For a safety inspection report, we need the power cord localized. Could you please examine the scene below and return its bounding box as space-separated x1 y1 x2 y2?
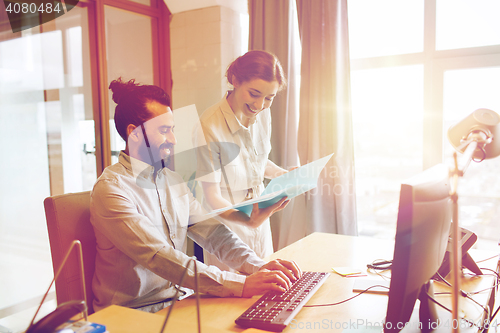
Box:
366 259 392 271
425 290 491 331
432 271 494 329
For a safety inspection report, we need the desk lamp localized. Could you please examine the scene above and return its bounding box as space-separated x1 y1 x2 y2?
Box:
446 108 500 333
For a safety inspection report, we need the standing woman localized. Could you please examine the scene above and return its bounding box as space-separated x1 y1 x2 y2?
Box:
196 50 291 271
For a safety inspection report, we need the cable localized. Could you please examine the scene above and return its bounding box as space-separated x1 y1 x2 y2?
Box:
425 292 478 329
479 267 500 282
480 267 500 328
372 270 391 281
366 259 393 271
433 272 491 317
304 270 495 329
366 259 392 281
475 254 500 264
303 284 390 308
434 272 452 287
159 257 200 333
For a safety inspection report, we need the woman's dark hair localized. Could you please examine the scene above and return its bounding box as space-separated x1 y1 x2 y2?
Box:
109 78 171 141
226 50 287 91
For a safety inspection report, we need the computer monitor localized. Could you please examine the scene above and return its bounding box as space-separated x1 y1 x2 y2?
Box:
384 163 453 333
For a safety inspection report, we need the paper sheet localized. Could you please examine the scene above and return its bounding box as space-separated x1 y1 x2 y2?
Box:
204 153 334 217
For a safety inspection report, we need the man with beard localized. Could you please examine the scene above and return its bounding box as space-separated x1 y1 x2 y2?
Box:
90 78 301 313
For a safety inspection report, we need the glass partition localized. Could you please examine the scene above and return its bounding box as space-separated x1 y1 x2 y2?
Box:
0 5 96 314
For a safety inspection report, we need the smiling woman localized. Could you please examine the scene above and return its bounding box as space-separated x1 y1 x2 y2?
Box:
227 79 279 126
195 50 291 272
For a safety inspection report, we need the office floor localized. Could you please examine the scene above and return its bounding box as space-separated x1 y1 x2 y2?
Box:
0 226 56 333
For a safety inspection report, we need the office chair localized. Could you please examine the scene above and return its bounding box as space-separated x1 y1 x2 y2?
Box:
44 191 96 315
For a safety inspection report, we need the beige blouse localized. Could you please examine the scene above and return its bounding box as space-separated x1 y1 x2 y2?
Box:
195 93 275 268
196 92 272 204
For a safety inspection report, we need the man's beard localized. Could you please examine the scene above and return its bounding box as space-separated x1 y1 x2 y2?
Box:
136 142 172 169
154 143 173 170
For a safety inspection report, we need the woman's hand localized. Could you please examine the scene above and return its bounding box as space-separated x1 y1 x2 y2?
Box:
202 181 290 229
247 197 290 228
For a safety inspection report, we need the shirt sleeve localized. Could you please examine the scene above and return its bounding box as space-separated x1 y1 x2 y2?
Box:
187 219 266 276
185 184 266 275
90 178 260 298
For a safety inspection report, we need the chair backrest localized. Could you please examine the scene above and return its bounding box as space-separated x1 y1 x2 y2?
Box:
44 191 96 314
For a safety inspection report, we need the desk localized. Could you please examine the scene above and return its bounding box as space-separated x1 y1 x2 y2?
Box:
89 233 499 332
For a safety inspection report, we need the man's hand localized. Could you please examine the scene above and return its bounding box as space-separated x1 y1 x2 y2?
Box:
261 259 302 283
242 259 302 297
247 197 290 228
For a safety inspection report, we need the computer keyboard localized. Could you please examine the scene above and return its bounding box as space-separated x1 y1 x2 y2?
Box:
235 271 330 332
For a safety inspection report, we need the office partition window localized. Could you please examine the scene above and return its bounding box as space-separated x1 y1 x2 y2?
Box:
0 0 170 323
348 0 500 249
0 6 95 317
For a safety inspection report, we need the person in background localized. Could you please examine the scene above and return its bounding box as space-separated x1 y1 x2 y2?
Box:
90 78 301 313
196 50 294 272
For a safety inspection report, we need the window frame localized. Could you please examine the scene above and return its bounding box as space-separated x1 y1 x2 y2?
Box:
78 0 171 175
350 0 500 169
348 0 500 243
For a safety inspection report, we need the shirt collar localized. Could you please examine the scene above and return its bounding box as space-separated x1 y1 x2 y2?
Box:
119 151 156 182
220 91 258 134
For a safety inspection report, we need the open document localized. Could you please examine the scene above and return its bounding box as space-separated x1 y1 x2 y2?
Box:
202 153 334 218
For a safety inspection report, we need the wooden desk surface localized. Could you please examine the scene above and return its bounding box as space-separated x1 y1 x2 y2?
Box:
157 233 499 333
155 233 397 332
90 233 499 333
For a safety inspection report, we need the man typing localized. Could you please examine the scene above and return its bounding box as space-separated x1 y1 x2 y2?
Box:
90 78 301 312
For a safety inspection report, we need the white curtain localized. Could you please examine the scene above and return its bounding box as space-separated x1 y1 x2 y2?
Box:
295 0 357 236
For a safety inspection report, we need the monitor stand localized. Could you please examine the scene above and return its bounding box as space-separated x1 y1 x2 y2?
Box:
435 226 482 279
419 280 439 333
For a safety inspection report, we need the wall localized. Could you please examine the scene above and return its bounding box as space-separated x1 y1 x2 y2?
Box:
169 4 247 189
169 5 246 113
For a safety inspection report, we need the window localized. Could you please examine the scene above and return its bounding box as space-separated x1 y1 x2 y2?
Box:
348 0 424 58
348 0 500 250
0 0 170 326
0 6 95 318
436 0 500 50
